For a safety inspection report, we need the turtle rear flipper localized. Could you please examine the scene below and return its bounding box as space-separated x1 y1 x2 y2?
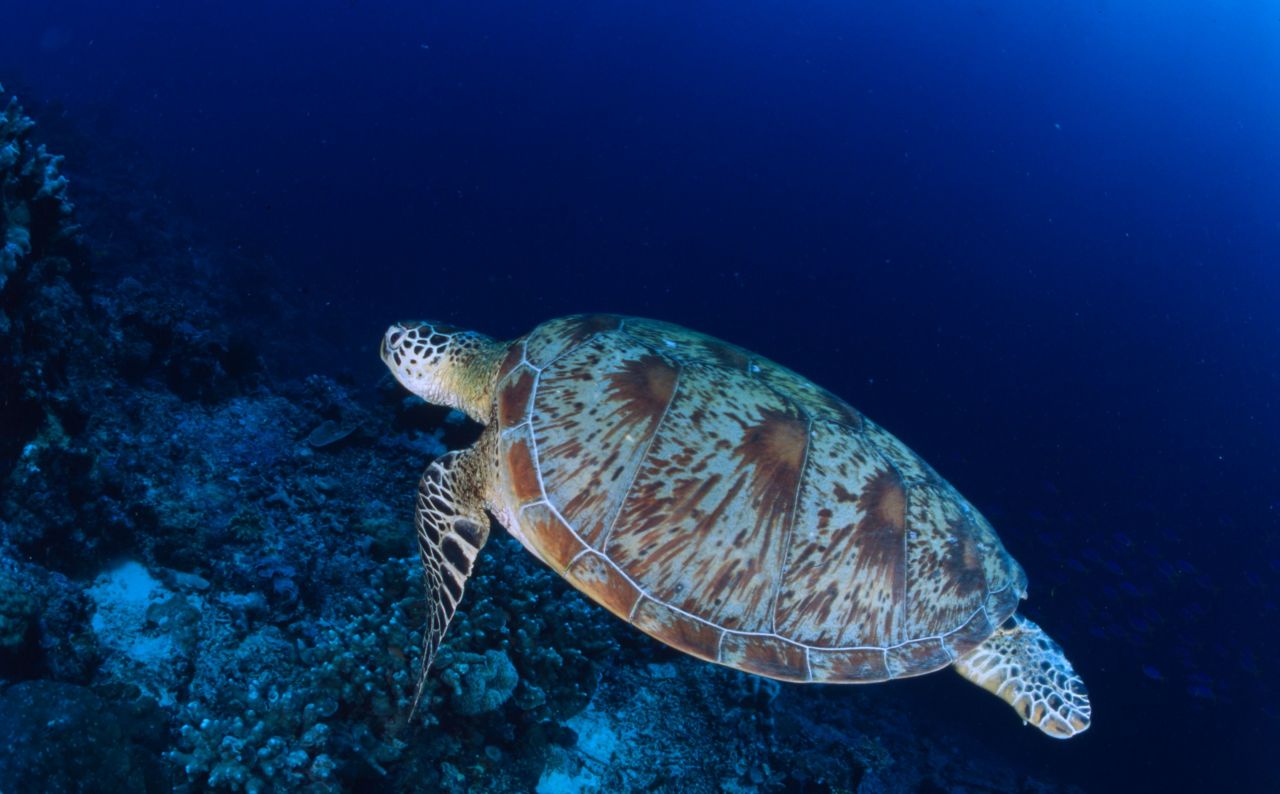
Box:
412 447 492 711
953 615 1091 738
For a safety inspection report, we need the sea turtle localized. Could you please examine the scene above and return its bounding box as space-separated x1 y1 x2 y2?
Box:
380 314 1091 738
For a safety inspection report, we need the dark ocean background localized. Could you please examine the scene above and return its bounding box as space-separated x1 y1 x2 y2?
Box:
2 1 1277 792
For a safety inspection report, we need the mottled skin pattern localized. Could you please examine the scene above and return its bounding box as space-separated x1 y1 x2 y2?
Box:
953 615 1091 737
409 447 492 710
381 314 1091 738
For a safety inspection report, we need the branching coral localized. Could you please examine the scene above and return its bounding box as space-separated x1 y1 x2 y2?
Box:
168 559 422 792
0 84 92 526
0 82 79 302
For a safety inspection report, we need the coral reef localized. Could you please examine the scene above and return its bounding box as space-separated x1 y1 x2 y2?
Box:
0 679 166 792
0 561 39 649
0 83 78 294
0 83 92 489
0 549 98 682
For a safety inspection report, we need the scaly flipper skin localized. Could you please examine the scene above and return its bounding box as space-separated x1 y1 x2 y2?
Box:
952 615 1091 738
411 446 492 710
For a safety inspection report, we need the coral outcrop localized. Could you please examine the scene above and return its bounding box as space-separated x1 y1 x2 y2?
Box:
0 84 90 483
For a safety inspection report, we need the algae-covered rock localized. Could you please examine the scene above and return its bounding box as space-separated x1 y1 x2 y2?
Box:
0 563 39 649
0 680 154 793
0 551 97 682
440 648 520 716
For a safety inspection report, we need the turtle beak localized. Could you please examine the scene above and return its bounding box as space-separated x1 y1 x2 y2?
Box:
381 324 405 365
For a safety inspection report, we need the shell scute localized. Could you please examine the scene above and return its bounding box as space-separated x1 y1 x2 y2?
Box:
564 552 641 621
904 482 988 639
520 501 585 573
603 362 803 633
809 647 889 682
497 365 536 427
719 633 810 682
631 597 722 663
940 604 996 659
751 359 866 431
502 429 542 506
886 637 953 678
523 313 623 369
495 341 525 383
528 336 677 547
984 580 1025 624
774 423 908 647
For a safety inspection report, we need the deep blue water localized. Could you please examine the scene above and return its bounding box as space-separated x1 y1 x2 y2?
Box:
3 1 1278 791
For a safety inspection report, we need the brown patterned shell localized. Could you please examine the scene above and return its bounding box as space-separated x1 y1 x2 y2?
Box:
492 314 1027 683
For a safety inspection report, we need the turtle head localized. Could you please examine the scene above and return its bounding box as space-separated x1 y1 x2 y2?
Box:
381 321 503 424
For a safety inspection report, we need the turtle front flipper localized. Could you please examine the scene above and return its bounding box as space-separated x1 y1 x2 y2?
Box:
412 447 492 709
953 615 1091 739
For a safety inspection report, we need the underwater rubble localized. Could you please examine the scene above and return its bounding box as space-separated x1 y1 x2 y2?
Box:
0 85 1084 793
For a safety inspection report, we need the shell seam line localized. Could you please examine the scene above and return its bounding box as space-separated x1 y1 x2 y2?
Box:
628 593 645 622
863 434 913 645
566 547 592 570
767 414 813 635
537 316 619 372
596 361 683 554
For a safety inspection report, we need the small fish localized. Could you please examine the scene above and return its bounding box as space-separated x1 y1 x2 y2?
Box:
1141 665 1165 682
